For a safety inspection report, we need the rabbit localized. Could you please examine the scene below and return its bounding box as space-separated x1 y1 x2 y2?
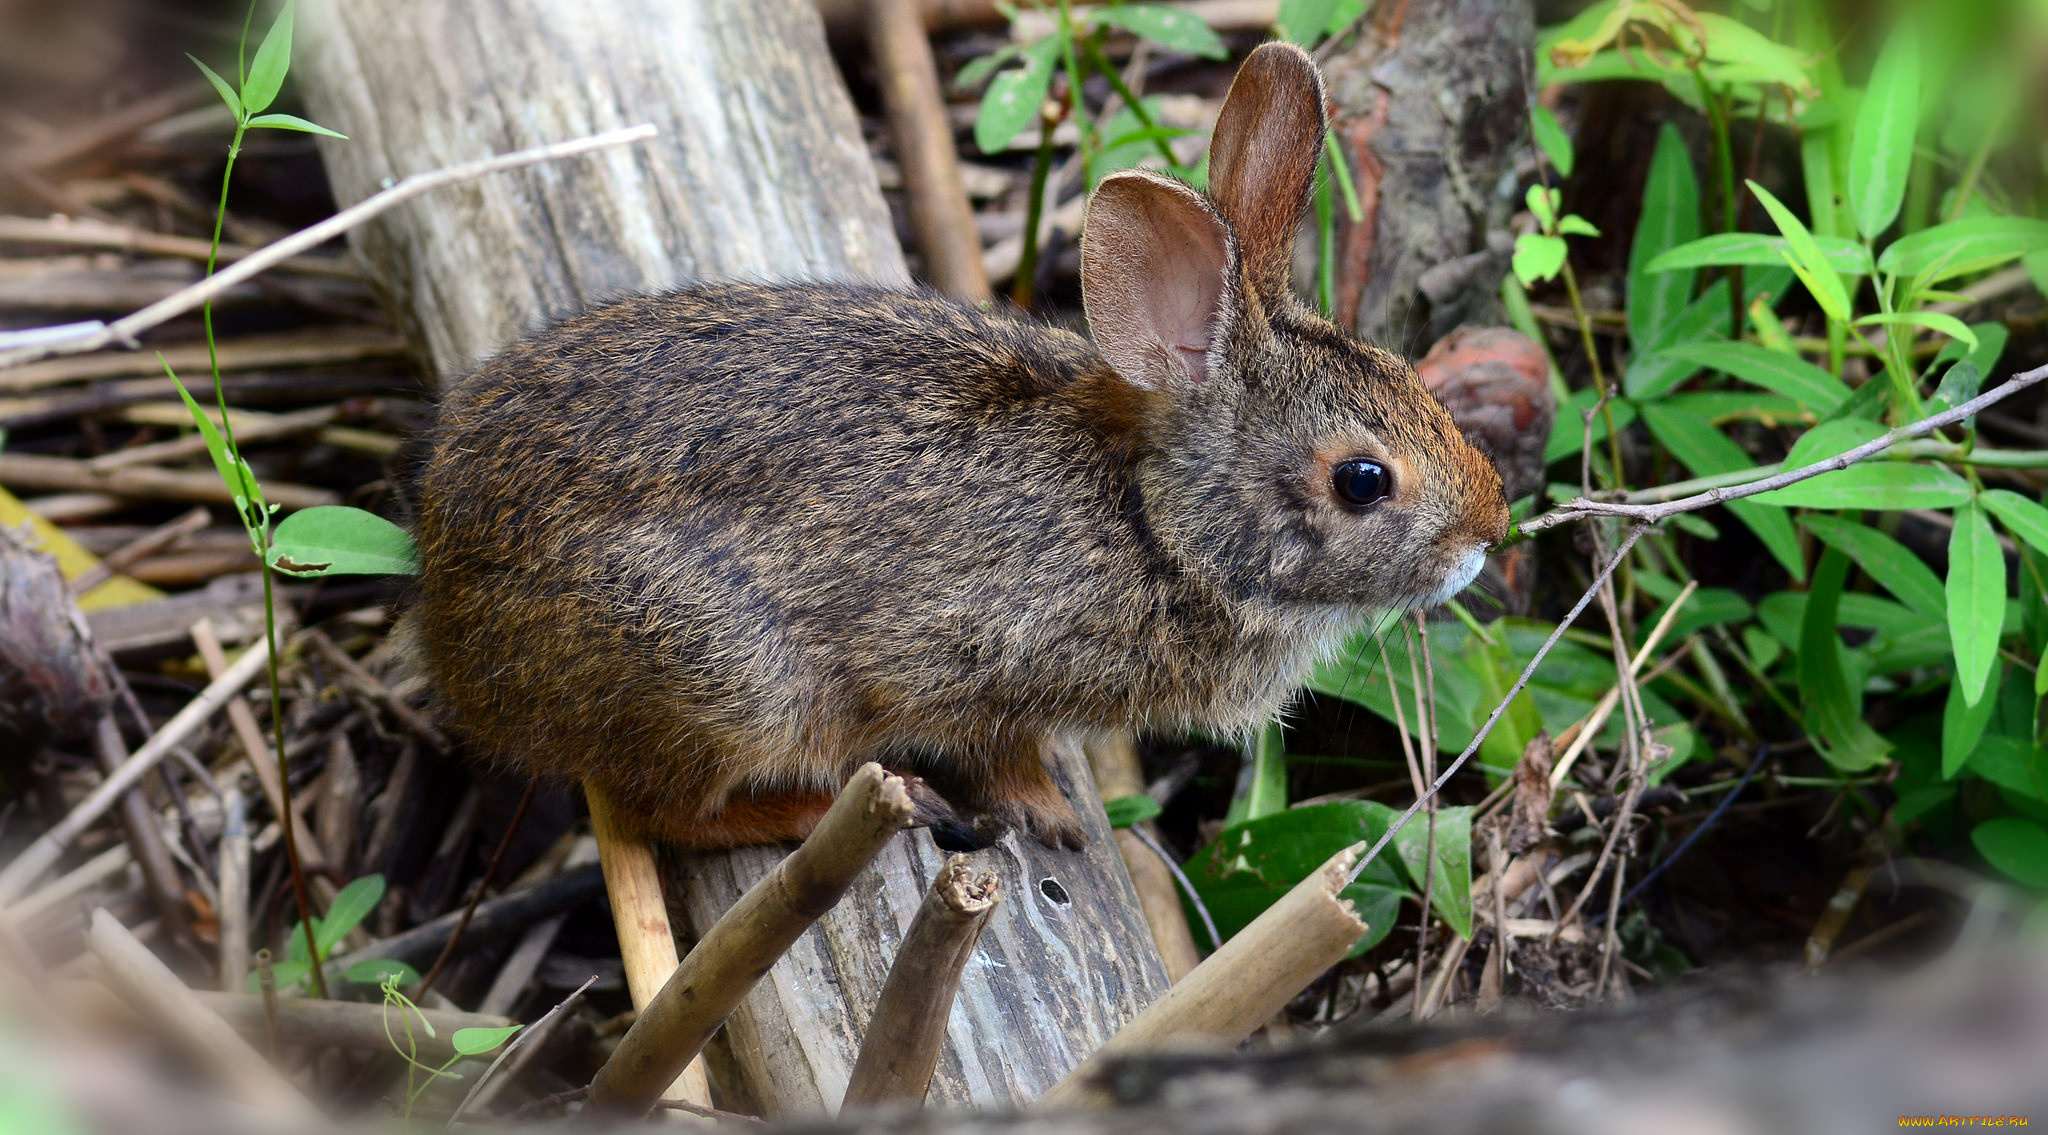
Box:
408 42 1510 854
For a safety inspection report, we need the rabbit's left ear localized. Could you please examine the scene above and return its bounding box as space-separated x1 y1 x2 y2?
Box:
1206 42 1329 298
1081 171 1242 392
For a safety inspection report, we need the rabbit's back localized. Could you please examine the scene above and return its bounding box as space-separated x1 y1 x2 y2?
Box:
414 284 1270 811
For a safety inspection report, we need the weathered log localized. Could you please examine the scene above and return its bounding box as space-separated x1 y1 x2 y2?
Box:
1323 0 1533 350
294 0 1167 1113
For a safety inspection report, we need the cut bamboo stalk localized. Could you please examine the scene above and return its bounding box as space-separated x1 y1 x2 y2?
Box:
1085 733 1201 983
842 855 999 1111
866 0 991 301
85 909 321 1124
1036 843 1371 1109
588 786 713 1112
587 764 916 1120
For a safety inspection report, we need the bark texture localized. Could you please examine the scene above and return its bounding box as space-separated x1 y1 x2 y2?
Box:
1323 0 1534 352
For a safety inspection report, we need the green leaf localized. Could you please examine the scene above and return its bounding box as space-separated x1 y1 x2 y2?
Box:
1848 23 1920 240
1799 515 1944 617
1637 403 1803 579
1948 497 2005 706
1525 185 1560 230
1276 0 1341 46
1781 417 1886 470
1753 463 1972 511
268 505 418 576
344 958 420 985
1798 548 1893 771
1088 4 1227 58
1622 267 1792 399
974 36 1059 154
1512 233 1567 285
1650 340 1849 414
1878 217 2048 283
1544 388 1638 465
1557 215 1600 238
164 360 265 529
1851 311 1979 352
1103 794 1162 829
189 55 243 119
1749 180 1852 324
1645 232 1869 275
953 43 1020 91
451 1025 523 1057
246 112 346 139
1983 490 2048 558
1227 721 1289 825
1184 801 1411 956
242 0 296 116
1531 105 1574 177
1383 806 1473 939
1942 665 2001 779
1627 124 1699 349
248 960 310 993
1971 817 2048 888
1689 13 1814 93
316 874 385 956
1970 737 2048 802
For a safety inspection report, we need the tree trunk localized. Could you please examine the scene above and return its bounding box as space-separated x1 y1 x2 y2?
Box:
292 0 1168 1114
1323 0 1534 352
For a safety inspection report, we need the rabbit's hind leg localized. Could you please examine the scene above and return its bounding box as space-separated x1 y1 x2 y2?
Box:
933 734 1090 852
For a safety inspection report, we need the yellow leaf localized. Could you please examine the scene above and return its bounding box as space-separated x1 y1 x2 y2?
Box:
0 486 161 610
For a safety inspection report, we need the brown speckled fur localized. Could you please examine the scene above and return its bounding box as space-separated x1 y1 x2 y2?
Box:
410 44 1508 851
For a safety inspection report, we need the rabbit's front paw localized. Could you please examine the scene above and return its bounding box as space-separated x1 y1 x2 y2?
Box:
1006 797 1090 852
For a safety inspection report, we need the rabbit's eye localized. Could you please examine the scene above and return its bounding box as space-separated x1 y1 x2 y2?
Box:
1333 460 1391 508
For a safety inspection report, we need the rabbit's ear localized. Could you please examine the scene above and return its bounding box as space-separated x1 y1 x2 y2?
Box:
1206 42 1328 297
1082 171 1242 391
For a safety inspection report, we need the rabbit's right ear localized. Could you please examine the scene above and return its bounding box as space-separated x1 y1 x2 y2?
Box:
1082 171 1243 392
1206 42 1328 297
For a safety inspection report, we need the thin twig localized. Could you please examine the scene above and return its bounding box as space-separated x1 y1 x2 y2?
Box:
0 123 659 370
414 776 538 1000
447 974 601 1125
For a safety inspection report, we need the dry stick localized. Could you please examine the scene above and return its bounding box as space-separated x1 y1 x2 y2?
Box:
3 328 405 392
70 506 208 595
1037 843 1370 1110
85 909 321 1125
1084 733 1202 982
842 856 1001 1111
0 123 660 370
88 405 342 471
218 787 250 992
306 631 450 752
1548 581 1698 791
0 635 270 901
1408 615 1440 1021
585 764 918 1121
0 215 359 279
1522 363 2048 535
450 974 602 1123
1346 527 1646 888
91 715 193 950
413 776 538 1000
585 787 714 1113
0 452 339 509
867 0 992 302
1579 529 1651 1000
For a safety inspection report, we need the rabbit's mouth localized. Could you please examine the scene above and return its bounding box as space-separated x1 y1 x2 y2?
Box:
1421 544 1490 607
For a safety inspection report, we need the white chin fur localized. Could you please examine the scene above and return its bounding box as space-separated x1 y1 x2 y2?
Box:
1422 546 1489 607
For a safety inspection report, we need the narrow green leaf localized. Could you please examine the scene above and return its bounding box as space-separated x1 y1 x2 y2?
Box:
1225 721 1289 826
242 0 296 116
1651 340 1849 413
1798 549 1893 771
1948 498 2004 706
1638 403 1803 579
344 958 420 986
1781 418 1886 471
1847 24 1920 240
1627 124 1698 348
1754 463 1972 511
246 112 346 139
1942 665 2001 779
1799 515 1945 617
1276 0 1342 46
1852 311 1979 352
953 43 1019 91
1878 216 2048 283
1622 267 1793 399
164 360 265 528
1387 806 1473 939
1531 105 1574 177
1088 4 1227 58
188 55 243 119
1983 490 2048 558
1971 817 2048 887
268 505 418 576
316 874 385 956
1645 232 1868 275
974 36 1059 154
1103 794 1162 828
1748 179 1852 324
1557 215 1600 238
451 1025 523 1057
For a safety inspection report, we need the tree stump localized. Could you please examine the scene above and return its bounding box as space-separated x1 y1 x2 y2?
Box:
1323 0 1534 351
293 0 1167 1113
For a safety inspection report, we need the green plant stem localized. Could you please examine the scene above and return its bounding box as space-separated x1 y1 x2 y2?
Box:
1011 102 1058 308
205 113 325 1000
1314 166 1336 316
1323 133 1364 223
1055 1 1091 186
1559 260 1622 484
1081 39 1176 166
